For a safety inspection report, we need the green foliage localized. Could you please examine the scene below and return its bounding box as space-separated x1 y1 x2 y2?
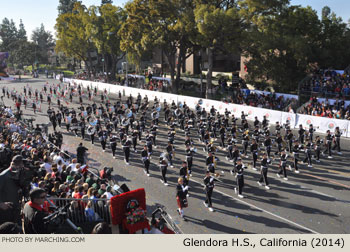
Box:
31 24 55 65
120 0 198 93
0 18 39 68
240 1 350 91
58 0 80 15
63 70 74 77
55 2 95 67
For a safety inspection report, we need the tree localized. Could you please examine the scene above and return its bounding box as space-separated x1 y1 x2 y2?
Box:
31 24 55 65
55 2 95 75
194 1 242 98
58 0 80 15
101 0 113 5
119 0 153 74
239 0 323 92
10 41 36 68
86 3 126 81
17 19 27 41
120 0 197 93
321 6 331 20
318 7 350 69
0 18 18 52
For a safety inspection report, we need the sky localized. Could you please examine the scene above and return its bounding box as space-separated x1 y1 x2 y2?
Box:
0 0 349 40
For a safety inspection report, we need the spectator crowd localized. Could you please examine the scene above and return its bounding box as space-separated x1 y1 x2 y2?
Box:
301 69 350 98
299 96 350 120
0 105 114 234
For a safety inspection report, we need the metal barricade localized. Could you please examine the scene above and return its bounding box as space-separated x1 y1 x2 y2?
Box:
48 197 112 225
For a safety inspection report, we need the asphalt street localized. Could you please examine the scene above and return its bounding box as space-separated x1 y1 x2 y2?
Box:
1 77 349 234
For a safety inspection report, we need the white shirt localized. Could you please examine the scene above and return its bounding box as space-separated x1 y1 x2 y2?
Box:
68 163 77 172
41 162 52 173
54 155 69 166
103 191 113 199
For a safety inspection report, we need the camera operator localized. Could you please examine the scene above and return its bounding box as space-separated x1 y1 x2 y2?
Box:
23 188 49 234
0 155 27 225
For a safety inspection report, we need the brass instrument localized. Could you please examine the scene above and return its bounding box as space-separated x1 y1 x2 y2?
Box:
87 126 96 135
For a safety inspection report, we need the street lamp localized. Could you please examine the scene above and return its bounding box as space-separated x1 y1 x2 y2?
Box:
199 50 203 97
125 52 128 86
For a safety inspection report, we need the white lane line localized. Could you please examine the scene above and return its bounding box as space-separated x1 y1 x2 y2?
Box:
189 177 320 234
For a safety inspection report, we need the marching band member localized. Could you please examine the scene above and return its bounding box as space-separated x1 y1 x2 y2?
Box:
257 153 272 189
309 124 316 142
88 125 96 144
314 136 323 163
219 125 225 148
176 177 188 220
254 116 260 128
298 124 305 144
166 141 175 168
98 128 108 152
203 130 210 152
206 152 215 174
323 130 333 159
141 145 150 176
122 135 132 165
275 121 281 135
289 140 301 173
150 123 158 148
332 127 342 155
131 128 138 152
242 130 249 157
203 171 216 212
110 134 118 159
274 132 283 155
232 145 240 165
250 139 259 170
71 115 79 136
233 158 245 198
302 139 313 168
185 145 194 176
264 135 272 158
262 115 269 131
252 126 261 144
79 118 86 140
286 129 294 153
276 149 288 180
179 161 189 186
145 131 153 157
159 155 169 186
226 137 234 162
167 129 175 145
